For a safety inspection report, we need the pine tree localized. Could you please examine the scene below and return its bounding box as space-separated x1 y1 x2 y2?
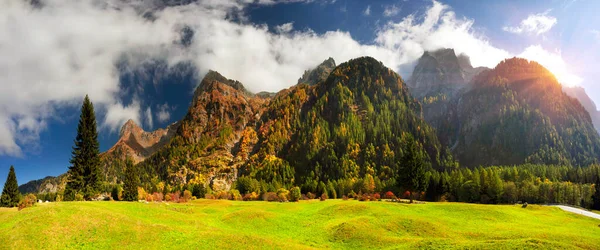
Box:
64 95 101 201
1 166 20 207
123 158 139 201
593 176 600 210
398 135 428 203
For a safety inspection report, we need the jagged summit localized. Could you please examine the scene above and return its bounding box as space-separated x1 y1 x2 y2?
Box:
200 70 253 96
119 119 140 138
298 57 337 85
408 48 488 99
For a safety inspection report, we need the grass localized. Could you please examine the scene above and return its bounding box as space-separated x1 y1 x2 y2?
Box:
1 200 599 249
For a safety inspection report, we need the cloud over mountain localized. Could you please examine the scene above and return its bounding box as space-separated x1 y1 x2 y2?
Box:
0 0 582 156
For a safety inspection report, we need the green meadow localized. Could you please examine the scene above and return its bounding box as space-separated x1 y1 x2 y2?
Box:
1 200 599 249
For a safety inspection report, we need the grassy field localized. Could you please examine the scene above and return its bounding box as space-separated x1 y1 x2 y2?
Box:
1 200 599 249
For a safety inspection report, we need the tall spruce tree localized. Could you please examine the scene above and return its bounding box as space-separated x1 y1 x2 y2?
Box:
1 166 20 207
123 158 139 201
593 176 600 210
398 135 428 203
64 95 101 201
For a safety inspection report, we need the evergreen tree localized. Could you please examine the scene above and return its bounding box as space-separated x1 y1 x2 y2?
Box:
593 176 600 210
123 159 139 201
64 95 101 201
1 166 20 207
398 135 428 203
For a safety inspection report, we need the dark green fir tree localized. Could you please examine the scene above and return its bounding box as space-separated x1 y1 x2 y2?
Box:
1 166 20 207
64 95 101 201
399 135 428 203
123 158 139 202
593 176 600 210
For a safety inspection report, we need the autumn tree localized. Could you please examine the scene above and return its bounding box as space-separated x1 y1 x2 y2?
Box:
398 135 428 203
64 95 101 201
1 166 20 207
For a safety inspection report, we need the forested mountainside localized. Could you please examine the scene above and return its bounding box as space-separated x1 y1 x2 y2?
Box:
132 57 454 193
563 86 600 135
409 51 600 168
20 54 600 195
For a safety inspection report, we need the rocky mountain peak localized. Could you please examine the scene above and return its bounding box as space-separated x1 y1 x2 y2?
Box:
298 57 337 85
119 119 142 138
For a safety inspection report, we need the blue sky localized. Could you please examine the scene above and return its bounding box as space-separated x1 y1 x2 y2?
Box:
1 0 599 188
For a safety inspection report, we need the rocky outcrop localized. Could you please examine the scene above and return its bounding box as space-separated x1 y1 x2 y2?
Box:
297 57 336 85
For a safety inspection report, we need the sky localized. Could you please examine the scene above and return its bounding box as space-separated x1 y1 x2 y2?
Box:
1 0 600 188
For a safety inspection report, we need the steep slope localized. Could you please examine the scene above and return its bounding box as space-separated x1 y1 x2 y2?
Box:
407 49 488 145
563 86 600 135
243 57 456 192
453 58 600 167
297 58 336 85
18 175 67 194
100 119 179 183
408 48 486 100
137 70 270 191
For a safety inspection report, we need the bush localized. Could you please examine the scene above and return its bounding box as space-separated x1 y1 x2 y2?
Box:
182 190 192 202
204 194 216 200
372 193 381 201
277 188 289 202
289 187 301 202
307 192 316 199
75 193 84 201
145 194 154 202
342 195 349 201
152 192 164 202
358 194 370 202
166 192 181 203
18 194 36 211
384 191 396 199
138 187 147 201
216 191 231 200
320 193 328 201
263 192 278 202
522 202 528 208
229 189 242 201
243 192 259 201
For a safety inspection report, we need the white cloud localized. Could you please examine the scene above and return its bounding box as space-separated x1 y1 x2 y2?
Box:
363 5 371 16
157 104 172 123
518 45 583 87
383 4 400 17
275 22 294 33
103 100 141 133
145 107 153 129
0 0 582 156
503 11 557 35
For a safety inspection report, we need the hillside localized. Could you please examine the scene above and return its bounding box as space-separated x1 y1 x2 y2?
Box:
408 51 600 167
1 200 599 249
135 57 455 193
136 70 271 191
563 86 600 134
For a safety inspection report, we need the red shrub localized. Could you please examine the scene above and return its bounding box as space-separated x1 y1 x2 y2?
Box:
320 193 328 201
342 195 349 201
168 192 181 203
204 194 216 200
384 191 396 199
307 192 316 199
403 191 411 199
181 190 192 203
372 193 381 201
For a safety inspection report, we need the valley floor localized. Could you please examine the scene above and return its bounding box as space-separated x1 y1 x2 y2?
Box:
0 200 599 249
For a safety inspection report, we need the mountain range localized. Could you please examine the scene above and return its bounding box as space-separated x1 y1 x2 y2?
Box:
19 50 600 194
